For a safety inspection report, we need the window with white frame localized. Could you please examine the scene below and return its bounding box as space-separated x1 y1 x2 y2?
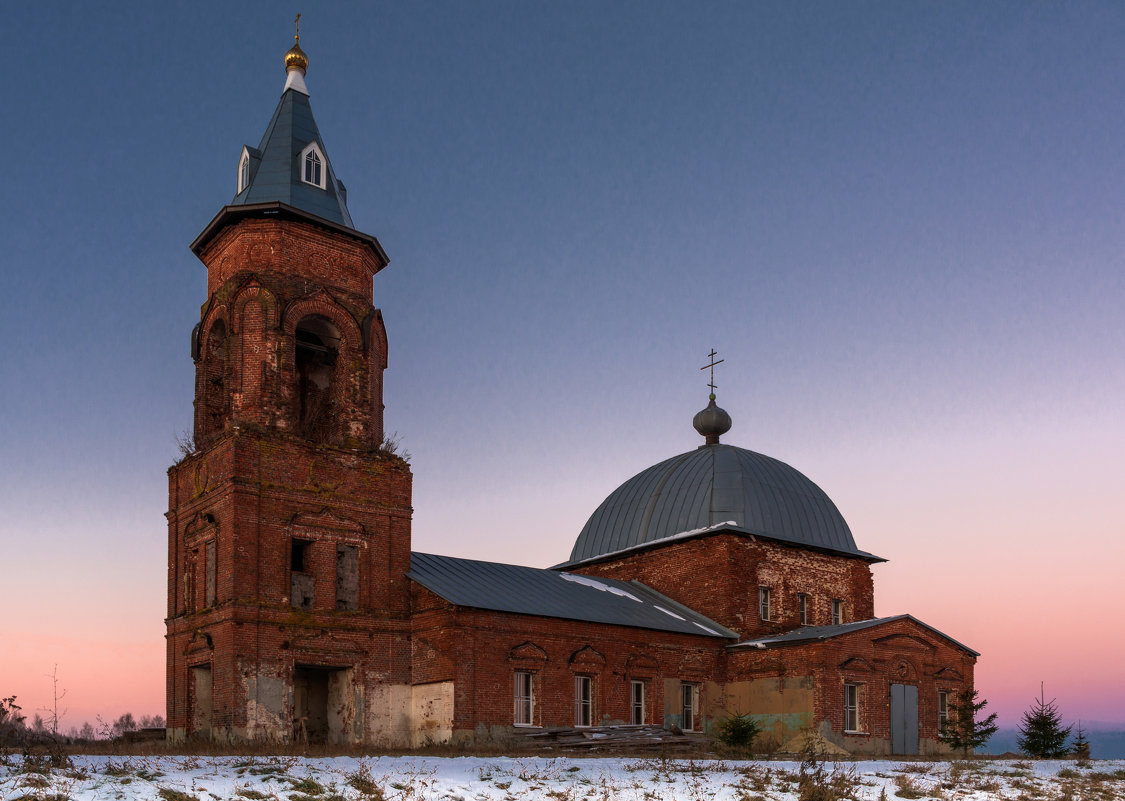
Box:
844 683 860 732
938 691 949 729
513 671 534 726
681 683 699 731
630 680 645 725
574 676 593 727
798 592 808 625
832 599 844 625
759 586 771 620
299 142 326 189
238 153 250 194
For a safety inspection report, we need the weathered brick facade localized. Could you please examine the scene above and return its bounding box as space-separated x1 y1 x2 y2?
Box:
167 204 415 744
572 533 875 639
166 47 979 753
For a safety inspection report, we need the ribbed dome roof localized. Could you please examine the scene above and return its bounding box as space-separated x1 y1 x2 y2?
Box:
567 444 872 564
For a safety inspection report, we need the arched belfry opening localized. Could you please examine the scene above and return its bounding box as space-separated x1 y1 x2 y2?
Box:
295 315 340 441
194 317 231 446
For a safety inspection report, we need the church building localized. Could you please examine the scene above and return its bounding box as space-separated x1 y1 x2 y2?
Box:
166 36 978 756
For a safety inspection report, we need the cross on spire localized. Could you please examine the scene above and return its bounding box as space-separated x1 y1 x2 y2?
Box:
700 349 724 399
294 12 302 42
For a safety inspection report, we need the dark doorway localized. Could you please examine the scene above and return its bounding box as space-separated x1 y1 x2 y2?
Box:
189 665 213 738
890 683 919 755
294 667 331 743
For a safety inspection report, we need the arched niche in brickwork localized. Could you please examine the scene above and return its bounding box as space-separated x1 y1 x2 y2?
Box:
677 653 708 682
230 280 280 334
195 310 232 444
624 653 659 678
874 632 936 650
932 666 964 682
183 629 214 656
361 309 387 362
838 656 875 674
288 509 365 538
228 282 279 422
182 513 220 612
568 646 606 671
184 512 219 539
508 641 548 667
362 309 388 442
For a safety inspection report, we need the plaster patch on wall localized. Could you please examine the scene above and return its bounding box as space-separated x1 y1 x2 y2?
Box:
411 681 454 746
244 674 289 739
365 682 413 746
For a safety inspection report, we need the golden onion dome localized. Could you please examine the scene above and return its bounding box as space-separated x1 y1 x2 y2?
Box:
285 38 308 73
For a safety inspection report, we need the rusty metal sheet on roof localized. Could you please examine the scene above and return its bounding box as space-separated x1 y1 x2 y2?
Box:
408 552 737 639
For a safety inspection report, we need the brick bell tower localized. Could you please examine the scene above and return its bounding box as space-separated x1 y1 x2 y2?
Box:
166 32 413 744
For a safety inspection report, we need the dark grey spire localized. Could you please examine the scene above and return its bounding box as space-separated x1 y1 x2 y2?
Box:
229 36 355 228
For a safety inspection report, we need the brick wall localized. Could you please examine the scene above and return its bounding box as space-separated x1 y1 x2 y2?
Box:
167 418 413 740
571 533 875 638
727 616 976 755
192 217 388 451
408 588 729 735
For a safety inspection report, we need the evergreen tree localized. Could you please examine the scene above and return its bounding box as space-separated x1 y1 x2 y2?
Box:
1017 684 1072 758
1071 722 1091 760
939 688 999 759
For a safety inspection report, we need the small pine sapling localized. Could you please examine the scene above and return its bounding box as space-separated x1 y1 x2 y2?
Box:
714 713 760 754
1071 722 1090 761
1017 683 1072 759
939 688 999 759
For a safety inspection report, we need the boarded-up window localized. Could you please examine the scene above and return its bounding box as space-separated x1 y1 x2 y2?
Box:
205 540 217 607
336 544 358 611
291 538 315 609
185 549 198 613
292 573 315 609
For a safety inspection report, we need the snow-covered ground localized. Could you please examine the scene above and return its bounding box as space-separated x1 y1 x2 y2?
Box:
2 754 1124 800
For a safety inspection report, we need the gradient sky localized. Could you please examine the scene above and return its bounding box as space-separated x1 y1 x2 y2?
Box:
1 2 1122 732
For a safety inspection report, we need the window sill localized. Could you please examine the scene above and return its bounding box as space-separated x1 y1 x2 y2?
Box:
843 730 865 735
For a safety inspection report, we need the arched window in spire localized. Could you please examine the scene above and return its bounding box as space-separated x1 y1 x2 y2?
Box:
300 142 327 189
238 153 250 194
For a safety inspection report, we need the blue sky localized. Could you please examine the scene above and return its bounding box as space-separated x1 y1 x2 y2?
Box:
1 2 1123 728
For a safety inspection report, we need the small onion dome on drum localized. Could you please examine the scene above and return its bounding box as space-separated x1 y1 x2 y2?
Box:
285 39 309 73
693 394 732 445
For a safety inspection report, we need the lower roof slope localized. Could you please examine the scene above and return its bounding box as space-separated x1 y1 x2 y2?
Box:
409 552 737 639
730 614 979 656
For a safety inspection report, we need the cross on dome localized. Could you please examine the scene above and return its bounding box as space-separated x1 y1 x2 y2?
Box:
693 349 732 445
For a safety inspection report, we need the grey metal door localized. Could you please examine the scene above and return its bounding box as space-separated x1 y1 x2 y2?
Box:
890 684 919 754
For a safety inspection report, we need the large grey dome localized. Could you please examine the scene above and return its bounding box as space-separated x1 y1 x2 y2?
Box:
567 444 873 564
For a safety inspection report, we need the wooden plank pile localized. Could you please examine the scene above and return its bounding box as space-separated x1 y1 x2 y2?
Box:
514 724 704 752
